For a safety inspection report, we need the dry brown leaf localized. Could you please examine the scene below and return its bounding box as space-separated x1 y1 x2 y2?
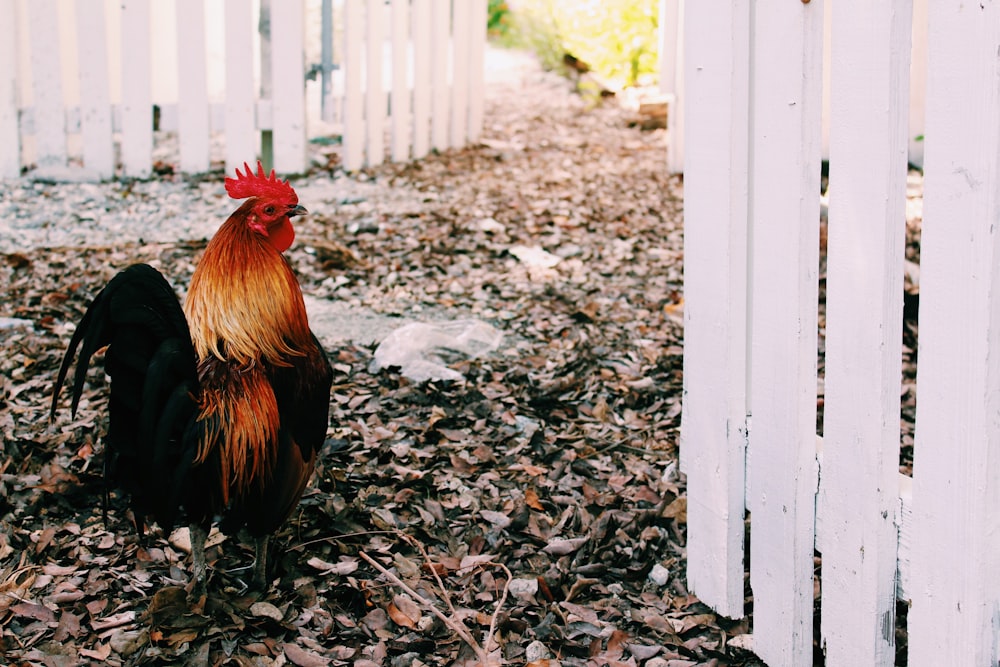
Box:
283 643 330 667
525 487 545 511
387 602 417 629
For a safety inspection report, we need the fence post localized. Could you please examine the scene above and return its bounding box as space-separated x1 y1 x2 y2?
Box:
411 0 431 159
269 0 307 174
818 1 912 664
908 5 1000 665
364 0 385 167
120 0 152 178
390 0 410 162
679 0 750 621
176 0 211 174
76 0 114 179
658 0 683 174
746 0 824 664
466 0 486 143
0 0 20 179
429 0 449 152
448 0 469 149
224 0 256 176
342 0 364 171
27 0 66 170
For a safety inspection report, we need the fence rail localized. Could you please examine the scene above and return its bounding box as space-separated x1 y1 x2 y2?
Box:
681 0 1000 665
0 0 486 180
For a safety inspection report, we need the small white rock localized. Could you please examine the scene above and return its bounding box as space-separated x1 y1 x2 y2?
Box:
648 563 671 586
524 640 551 662
507 577 539 602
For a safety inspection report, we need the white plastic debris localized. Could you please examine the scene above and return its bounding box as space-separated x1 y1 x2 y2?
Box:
371 319 503 382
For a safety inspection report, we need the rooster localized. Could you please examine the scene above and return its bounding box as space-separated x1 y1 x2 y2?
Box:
50 162 333 596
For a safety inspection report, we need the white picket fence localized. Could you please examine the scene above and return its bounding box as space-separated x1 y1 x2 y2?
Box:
0 0 486 181
340 0 487 171
680 1 1000 666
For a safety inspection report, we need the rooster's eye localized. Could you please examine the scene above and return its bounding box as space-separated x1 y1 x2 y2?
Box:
264 205 276 216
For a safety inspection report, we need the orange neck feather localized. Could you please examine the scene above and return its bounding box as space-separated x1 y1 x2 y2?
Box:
183 205 312 368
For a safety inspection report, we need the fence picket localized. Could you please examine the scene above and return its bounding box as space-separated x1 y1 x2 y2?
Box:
411 0 432 159
176 0 211 174
678 0 750 622
342 0 364 171
390 0 410 162
448 0 469 149
75 0 114 179
120 0 152 178
27 0 66 169
661 0 683 175
364 0 385 167
908 5 1000 665
746 1 824 664
223 0 256 175
818 1 911 663
269 0 306 174
0 0 20 179
429 0 449 152
466 0 486 143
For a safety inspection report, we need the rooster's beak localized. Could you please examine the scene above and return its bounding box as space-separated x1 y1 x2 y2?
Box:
288 204 308 218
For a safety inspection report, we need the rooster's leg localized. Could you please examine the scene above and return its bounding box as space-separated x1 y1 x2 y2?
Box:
252 534 269 590
189 523 209 597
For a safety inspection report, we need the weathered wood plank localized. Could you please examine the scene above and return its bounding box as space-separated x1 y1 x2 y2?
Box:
176 0 211 174
342 0 364 171
120 0 152 178
746 0 824 664
269 0 307 174
448 0 469 149
0 0 21 178
364 0 385 166
908 3 1000 665
224 0 257 173
429 0 449 152
390 0 410 162
410 0 431 159
660 0 683 174
818 1 912 663
679 0 750 621
76 0 114 178
466 0 486 143
27 0 67 168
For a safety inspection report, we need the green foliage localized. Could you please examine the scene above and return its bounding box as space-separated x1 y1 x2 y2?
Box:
488 0 514 40
505 0 661 90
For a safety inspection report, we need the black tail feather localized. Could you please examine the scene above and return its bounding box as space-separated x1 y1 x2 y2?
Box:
51 263 201 529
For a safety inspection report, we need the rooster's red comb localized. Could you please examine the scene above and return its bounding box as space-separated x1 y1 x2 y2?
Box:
225 161 297 202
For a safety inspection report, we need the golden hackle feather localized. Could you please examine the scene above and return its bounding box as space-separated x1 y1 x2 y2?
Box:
183 201 312 368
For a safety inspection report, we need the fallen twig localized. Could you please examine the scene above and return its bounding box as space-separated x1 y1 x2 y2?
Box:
359 545 511 666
